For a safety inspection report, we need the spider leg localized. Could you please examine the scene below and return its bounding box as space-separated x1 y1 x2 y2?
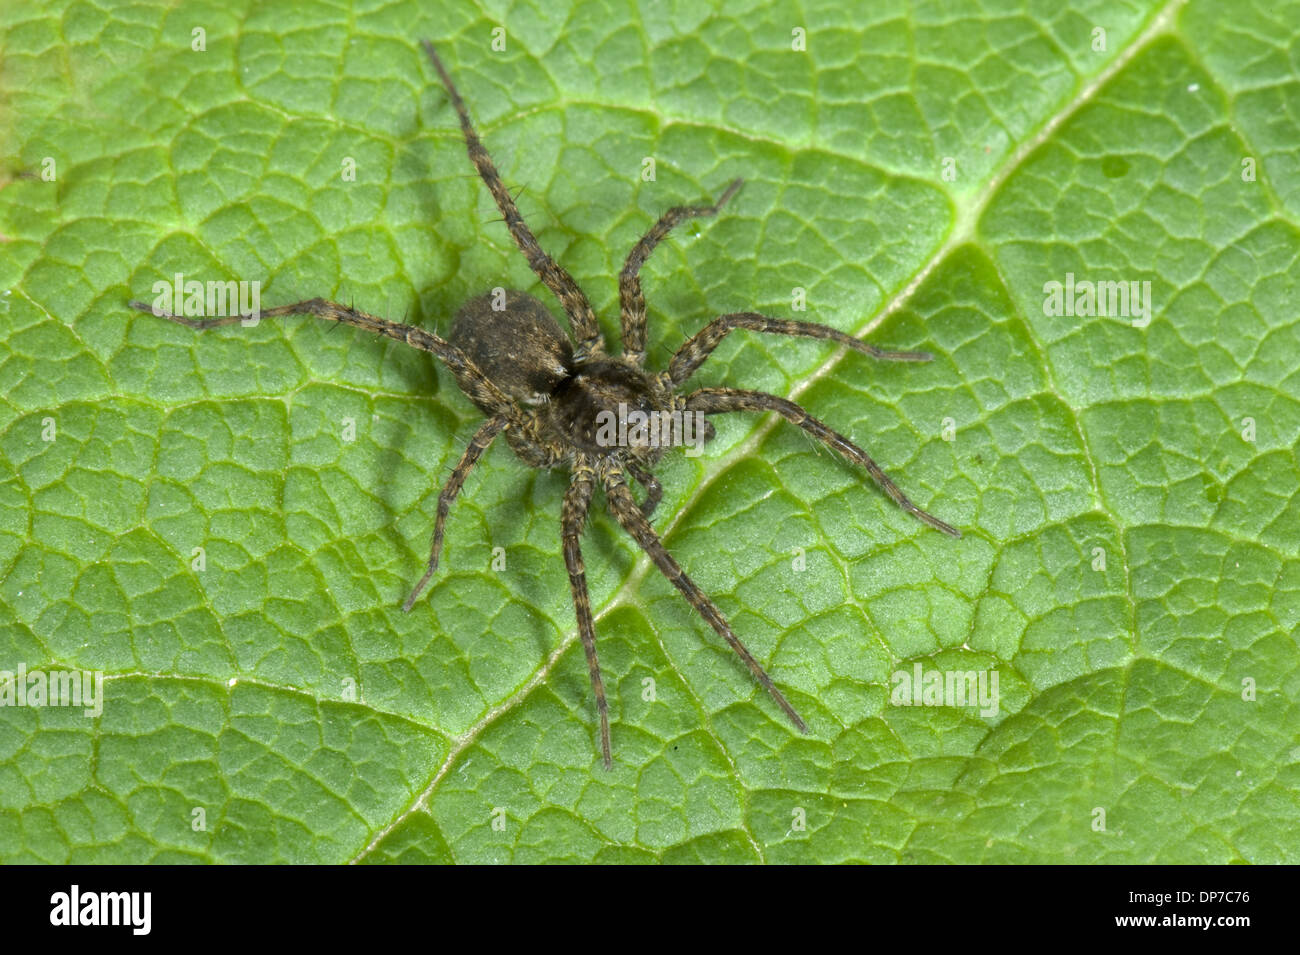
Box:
618 178 743 365
669 312 933 386
686 387 961 537
601 465 809 734
562 460 612 768
128 297 521 421
626 459 663 518
421 40 604 360
402 415 509 611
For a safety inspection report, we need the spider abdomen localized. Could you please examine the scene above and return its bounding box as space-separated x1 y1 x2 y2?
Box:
450 288 573 408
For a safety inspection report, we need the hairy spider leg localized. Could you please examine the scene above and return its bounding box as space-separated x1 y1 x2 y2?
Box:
601 465 810 734
626 459 663 518
127 298 521 422
669 312 933 386
686 387 961 537
562 460 613 768
422 40 605 359
618 178 743 365
403 414 510 611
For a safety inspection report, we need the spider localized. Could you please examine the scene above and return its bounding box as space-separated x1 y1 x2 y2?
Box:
130 40 960 769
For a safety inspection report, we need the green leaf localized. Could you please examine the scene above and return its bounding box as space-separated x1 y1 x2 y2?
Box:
2 0 1297 864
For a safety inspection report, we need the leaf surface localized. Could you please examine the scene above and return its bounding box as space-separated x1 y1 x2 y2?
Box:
1 0 1297 863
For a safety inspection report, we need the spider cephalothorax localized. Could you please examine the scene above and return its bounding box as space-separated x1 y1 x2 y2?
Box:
131 40 959 768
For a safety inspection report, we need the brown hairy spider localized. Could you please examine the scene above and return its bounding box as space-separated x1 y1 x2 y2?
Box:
130 41 959 769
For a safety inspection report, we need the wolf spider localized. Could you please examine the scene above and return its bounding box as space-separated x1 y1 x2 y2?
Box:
131 40 959 768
